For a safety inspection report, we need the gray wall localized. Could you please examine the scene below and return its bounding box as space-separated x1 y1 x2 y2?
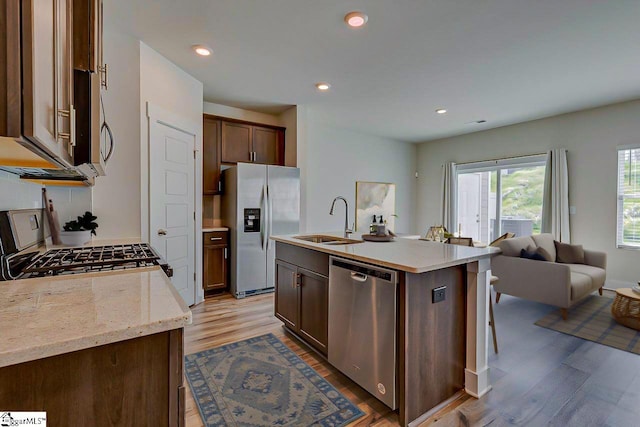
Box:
298 109 418 234
416 99 640 287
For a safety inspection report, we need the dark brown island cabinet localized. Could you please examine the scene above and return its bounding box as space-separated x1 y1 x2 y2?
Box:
273 240 494 427
203 230 229 293
275 244 329 355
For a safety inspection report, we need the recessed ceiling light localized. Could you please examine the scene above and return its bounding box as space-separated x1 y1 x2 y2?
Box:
344 11 368 28
192 44 212 56
315 82 331 91
436 108 447 114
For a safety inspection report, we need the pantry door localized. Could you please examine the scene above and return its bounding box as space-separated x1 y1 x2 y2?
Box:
148 105 197 306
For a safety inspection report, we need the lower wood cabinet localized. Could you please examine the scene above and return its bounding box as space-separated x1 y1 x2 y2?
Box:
275 243 329 355
0 329 185 427
203 230 229 292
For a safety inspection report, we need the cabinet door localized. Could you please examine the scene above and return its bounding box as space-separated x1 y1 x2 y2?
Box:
72 0 101 72
22 0 74 167
253 126 284 165
275 261 299 330
203 118 222 194
298 268 328 355
221 122 252 163
203 245 227 291
0 1 21 138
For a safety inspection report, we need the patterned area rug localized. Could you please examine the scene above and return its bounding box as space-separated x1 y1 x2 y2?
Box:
535 294 640 355
185 333 364 426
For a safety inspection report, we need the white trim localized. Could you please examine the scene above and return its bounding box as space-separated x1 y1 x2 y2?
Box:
617 143 640 150
142 101 204 305
456 154 547 173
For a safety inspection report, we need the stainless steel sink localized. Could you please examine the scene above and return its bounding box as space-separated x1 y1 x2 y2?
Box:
293 234 364 245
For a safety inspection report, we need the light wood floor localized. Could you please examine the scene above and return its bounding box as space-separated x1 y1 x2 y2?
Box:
184 291 640 427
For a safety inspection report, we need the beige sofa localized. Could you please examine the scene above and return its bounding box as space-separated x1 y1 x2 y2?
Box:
492 233 606 320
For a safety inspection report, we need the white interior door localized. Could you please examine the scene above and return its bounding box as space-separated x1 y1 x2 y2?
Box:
149 114 196 306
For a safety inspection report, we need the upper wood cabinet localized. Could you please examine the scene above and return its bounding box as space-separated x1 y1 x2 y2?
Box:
21 0 75 168
73 0 102 73
253 126 283 165
0 2 21 140
221 121 252 164
219 120 285 166
203 117 222 195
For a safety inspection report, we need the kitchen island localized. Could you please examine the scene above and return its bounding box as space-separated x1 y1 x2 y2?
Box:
0 267 191 426
271 233 498 426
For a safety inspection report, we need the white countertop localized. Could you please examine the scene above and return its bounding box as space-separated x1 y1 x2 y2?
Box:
0 267 192 368
202 227 229 232
271 232 499 273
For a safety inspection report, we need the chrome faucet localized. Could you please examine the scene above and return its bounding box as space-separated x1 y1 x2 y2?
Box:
329 196 353 237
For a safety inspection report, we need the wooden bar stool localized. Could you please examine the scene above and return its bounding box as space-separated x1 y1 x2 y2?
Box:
489 275 499 353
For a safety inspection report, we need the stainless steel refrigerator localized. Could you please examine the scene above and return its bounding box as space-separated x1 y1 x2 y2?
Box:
222 163 300 298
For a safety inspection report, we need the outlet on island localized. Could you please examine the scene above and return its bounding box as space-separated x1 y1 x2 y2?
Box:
432 286 446 303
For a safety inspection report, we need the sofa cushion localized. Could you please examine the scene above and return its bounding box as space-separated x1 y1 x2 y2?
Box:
570 272 593 301
568 264 606 288
555 241 585 264
520 248 547 261
531 234 556 262
498 236 535 257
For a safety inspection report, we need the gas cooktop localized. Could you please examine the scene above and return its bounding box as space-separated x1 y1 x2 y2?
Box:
22 243 170 278
2 243 172 280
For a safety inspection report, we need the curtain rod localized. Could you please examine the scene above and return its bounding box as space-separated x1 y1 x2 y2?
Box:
452 151 556 166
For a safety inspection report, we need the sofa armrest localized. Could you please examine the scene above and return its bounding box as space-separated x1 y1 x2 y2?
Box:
584 249 607 270
491 255 572 308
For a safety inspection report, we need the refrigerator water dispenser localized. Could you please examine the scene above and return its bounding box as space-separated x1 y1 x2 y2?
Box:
244 208 261 232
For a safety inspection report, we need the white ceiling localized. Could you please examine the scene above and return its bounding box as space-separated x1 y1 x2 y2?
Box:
106 0 640 143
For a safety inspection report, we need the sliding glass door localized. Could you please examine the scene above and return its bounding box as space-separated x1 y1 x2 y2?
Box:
456 156 546 243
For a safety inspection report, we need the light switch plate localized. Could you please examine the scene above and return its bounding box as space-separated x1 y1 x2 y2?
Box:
569 206 577 215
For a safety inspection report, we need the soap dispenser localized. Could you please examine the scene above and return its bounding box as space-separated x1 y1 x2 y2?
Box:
369 215 378 234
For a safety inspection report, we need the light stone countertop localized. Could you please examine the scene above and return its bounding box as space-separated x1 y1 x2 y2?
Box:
0 267 192 368
202 227 229 232
271 232 500 273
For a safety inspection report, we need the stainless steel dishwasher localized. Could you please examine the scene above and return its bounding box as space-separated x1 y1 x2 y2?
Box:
328 256 397 409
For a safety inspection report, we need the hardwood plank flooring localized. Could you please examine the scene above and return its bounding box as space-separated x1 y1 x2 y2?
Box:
184 291 640 427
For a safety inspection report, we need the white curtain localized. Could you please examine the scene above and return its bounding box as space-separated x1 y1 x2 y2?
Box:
441 162 457 231
541 149 571 242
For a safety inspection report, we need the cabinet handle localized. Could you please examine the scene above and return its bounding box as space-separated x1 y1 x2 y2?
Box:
210 237 223 241
224 248 228 259
296 273 301 288
218 181 222 192
291 271 296 289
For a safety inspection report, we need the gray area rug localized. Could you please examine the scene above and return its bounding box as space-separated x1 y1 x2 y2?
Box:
535 295 640 355
185 333 364 426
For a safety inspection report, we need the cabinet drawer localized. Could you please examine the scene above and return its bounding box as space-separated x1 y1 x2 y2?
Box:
276 242 329 277
204 231 228 245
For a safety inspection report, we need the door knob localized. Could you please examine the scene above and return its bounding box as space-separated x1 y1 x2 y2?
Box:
158 229 167 236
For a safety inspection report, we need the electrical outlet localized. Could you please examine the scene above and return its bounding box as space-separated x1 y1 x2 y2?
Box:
432 286 446 303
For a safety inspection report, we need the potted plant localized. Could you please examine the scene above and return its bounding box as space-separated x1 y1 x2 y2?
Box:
60 212 98 246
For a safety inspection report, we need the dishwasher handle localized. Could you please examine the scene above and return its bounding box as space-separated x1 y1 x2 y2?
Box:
350 272 368 282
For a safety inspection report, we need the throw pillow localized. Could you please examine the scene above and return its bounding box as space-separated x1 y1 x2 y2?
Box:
520 248 547 261
535 246 553 262
524 245 552 261
554 241 585 264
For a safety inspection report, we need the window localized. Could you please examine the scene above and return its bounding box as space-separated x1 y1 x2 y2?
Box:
455 155 547 243
617 147 640 249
